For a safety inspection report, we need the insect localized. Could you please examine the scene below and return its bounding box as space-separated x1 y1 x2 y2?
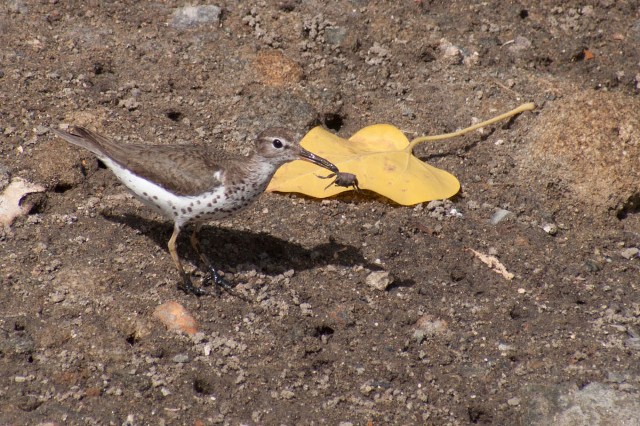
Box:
318 172 360 191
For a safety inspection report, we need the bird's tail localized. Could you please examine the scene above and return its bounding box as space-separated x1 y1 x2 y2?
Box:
50 126 110 158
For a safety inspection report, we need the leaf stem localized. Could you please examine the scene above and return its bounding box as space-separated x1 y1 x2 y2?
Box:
407 102 535 152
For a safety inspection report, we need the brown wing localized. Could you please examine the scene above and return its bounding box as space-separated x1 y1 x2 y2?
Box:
57 127 238 196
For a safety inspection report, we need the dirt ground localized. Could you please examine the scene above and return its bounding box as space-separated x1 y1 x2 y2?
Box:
1 1 640 425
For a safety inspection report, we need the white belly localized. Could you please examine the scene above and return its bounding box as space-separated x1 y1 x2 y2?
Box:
103 158 268 227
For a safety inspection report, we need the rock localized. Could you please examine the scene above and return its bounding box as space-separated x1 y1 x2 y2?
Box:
426 200 444 210
172 354 189 363
153 301 199 336
542 223 558 235
299 303 313 316
507 397 521 406
620 247 639 260
366 271 393 291
280 390 295 400
413 315 449 342
0 178 45 227
521 90 640 214
508 36 532 54
438 38 463 65
412 329 426 343
118 97 139 111
360 382 375 395
170 5 222 29
33 125 49 136
498 342 515 354
490 209 511 225
326 304 355 328
48 292 66 304
521 382 640 425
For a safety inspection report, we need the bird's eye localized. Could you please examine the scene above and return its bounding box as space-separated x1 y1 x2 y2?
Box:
272 138 283 149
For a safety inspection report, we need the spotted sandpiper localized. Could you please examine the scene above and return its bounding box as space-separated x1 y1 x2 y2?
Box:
51 126 340 295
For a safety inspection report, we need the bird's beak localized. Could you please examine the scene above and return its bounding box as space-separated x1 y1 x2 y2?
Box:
298 147 339 173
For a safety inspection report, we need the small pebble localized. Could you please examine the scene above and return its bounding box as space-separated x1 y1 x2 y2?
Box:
280 390 295 400
413 329 426 344
414 315 448 337
542 223 558 235
620 247 639 260
490 209 511 225
498 343 515 353
426 200 444 210
153 301 199 336
203 344 212 356
170 5 222 28
508 36 532 53
172 354 189 363
366 271 393 291
34 125 49 136
118 97 139 111
360 383 375 395
447 208 463 218
299 303 313 316
438 38 463 65
49 292 66 304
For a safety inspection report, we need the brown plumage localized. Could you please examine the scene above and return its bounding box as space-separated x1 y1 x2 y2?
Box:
52 125 338 295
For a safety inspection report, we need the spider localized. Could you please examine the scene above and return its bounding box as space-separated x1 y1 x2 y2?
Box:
318 172 360 191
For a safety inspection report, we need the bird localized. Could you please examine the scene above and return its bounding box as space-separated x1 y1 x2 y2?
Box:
51 125 339 295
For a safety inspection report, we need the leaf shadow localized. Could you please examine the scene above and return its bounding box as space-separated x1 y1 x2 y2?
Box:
416 130 493 161
101 212 380 275
414 118 527 162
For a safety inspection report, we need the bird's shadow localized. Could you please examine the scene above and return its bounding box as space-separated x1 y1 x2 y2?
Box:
102 213 380 275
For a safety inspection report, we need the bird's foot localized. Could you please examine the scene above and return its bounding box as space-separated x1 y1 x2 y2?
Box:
202 268 233 289
203 269 251 302
178 274 215 297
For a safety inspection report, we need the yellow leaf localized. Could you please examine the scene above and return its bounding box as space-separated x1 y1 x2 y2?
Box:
267 125 459 205
267 103 535 206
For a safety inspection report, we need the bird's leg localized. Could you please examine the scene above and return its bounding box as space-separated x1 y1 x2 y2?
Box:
190 224 232 291
169 224 208 296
